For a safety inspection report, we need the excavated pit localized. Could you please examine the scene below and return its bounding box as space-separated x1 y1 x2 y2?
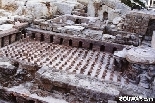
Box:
0 39 154 103
0 0 155 103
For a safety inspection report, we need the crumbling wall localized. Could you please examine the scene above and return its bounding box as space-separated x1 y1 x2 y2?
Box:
3 36 9 47
14 1 58 19
11 34 16 43
123 12 150 36
87 0 125 21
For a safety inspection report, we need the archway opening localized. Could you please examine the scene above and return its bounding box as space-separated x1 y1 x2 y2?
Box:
78 41 83 48
28 100 35 103
50 35 53 43
103 12 108 20
69 39 72 46
75 19 81 24
32 33 35 39
21 29 26 34
89 43 93 50
112 47 117 53
59 38 63 45
146 19 155 36
15 33 19 41
40 34 44 41
100 45 105 52
84 6 87 13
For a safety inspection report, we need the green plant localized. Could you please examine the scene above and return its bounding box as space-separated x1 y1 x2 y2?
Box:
121 0 145 10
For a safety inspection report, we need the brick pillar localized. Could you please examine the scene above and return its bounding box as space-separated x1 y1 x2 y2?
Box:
93 42 101 51
105 43 113 53
44 34 50 43
4 36 9 46
11 34 16 43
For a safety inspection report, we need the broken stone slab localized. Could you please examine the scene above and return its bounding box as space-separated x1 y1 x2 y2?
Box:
102 34 116 41
13 22 29 29
65 20 74 25
33 19 46 25
114 48 127 58
14 16 33 24
108 100 117 103
0 28 18 38
110 25 116 29
36 66 155 101
115 46 155 64
64 25 85 31
126 46 155 64
34 25 40 29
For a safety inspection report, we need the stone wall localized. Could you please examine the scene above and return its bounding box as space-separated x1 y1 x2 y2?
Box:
3 36 9 47
35 66 120 103
0 0 2 8
109 29 140 46
123 12 150 36
0 32 22 48
115 34 139 46
11 34 16 43
1 35 12 47
27 29 124 54
87 0 131 21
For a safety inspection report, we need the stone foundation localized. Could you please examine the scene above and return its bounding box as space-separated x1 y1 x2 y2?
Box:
26 28 124 54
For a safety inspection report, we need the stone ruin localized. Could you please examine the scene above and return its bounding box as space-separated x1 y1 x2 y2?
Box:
0 0 154 103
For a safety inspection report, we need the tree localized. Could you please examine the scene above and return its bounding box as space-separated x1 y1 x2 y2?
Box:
121 0 146 10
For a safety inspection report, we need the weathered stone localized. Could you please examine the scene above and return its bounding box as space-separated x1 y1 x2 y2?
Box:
126 47 155 64
0 62 17 76
113 17 122 25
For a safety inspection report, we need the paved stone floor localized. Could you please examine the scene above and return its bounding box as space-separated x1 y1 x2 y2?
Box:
0 40 128 85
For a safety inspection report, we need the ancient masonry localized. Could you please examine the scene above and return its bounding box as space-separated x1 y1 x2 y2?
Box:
0 0 155 103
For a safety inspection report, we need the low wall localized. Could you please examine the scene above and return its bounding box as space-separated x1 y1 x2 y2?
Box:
26 28 125 54
0 33 21 48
